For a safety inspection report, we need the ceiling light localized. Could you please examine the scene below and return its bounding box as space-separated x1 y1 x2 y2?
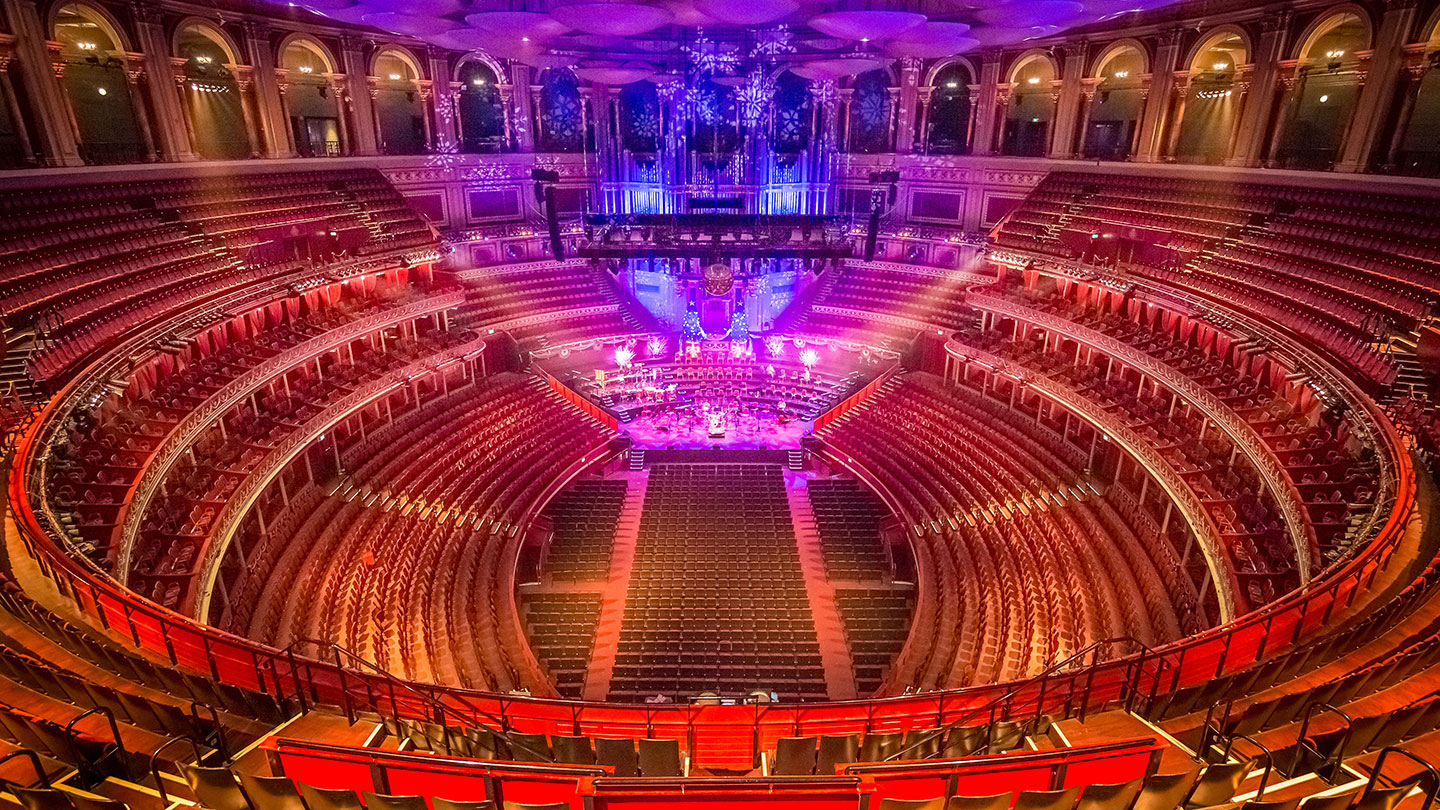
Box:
1027 76 1040 84
1212 62 1228 70
472 78 486 85
96 87 107 95
298 65 314 73
195 55 213 64
1326 49 1345 59
1319 94 1329 103
521 36 531 41
77 41 97 50
945 80 959 88
388 72 402 80
1114 70 1129 78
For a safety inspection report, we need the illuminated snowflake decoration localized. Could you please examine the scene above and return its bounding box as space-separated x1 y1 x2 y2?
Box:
684 36 741 76
751 26 795 58
765 335 786 357
425 139 461 171
810 79 839 108
737 69 774 127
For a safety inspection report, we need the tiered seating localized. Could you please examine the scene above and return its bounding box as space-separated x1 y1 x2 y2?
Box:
817 372 1183 687
242 373 615 691
808 479 912 695
0 169 438 386
993 172 1440 390
581 360 866 422
520 593 602 698
536 479 628 583
820 262 976 326
452 263 651 349
608 463 827 702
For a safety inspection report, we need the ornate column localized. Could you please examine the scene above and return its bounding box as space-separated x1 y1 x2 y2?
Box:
1383 62 1428 169
170 59 202 156
895 56 922 153
1263 69 1303 167
130 3 194 161
0 50 37 163
1072 83 1097 158
839 87 855 151
327 76 351 155
992 85 1012 153
963 87 979 153
0 0 82 165
1227 11 1291 166
970 51 1003 156
1164 76 1191 159
47 49 86 157
914 85 934 152
339 38 379 155
233 68 264 158
426 47 454 150
416 81 435 151
242 22 290 158
122 57 158 161
529 82 544 149
1336 0 1419 171
1048 41 1089 159
1135 28 1184 161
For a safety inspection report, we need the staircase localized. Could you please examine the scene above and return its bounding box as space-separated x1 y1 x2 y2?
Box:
0 330 41 405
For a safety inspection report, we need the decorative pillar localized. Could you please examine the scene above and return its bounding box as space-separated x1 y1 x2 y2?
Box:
234 70 264 158
915 86 934 152
328 76 351 154
1227 12 1291 166
1073 83 1096 158
970 51 1003 156
416 81 435 150
339 38 379 155
529 82 544 149
1336 0 1419 171
1135 29 1184 160
171 61 202 156
242 22 290 158
1263 70 1303 167
963 88 979 153
1048 41 1089 159
131 3 195 161
122 59 158 161
992 85 1012 153
0 53 37 163
0 0 82 165
1164 76 1191 158
47 51 86 158
1383 63 1428 169
895 56 922 153
426 47 454 150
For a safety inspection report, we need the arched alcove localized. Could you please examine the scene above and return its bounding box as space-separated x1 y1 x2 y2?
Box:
1081 44 1146 159
848 69 892 153
1276 11 1370 169
176 21 251 160
373 48 426 155
1004 54 1057 157
457 60 505 153
927 62 974 154
1172 30 1249 163
539 68 585 153
54 3 146 163
618 80 660 156
280 38 341 157
771 71 811 157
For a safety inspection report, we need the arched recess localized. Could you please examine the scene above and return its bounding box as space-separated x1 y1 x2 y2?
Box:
1003 52 1057 157
1275 9 1371 168
175 19 252 159
1172 27 1250 163
927 61 974 154
1393 17 1440 175
617 79 660 156
52 2 148 163
457 58 506 153
847 69 893 153
771 70 811 157
538 67 586 153
278 36 341 157
1081 42 1147 160
372 46 427 155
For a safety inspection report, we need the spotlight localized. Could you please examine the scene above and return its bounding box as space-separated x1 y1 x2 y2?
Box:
1027 76 1040 84
195 55 213 64
1114 70 1129 78
946 81 959 88
1319 94 1329 103
96 87 107 96
298 65 314 74
472 78 486 86
388 73 402 80
614 346 635 367
799 348 819 368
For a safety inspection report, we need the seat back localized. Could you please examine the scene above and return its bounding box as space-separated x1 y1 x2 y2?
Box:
11 787 80 810
1187 760 1255 808
947 793 1014 810
66 795 128 810
1296 789 1360 810
1352 783 1420 810
509 732 552 763
1241 798 1301 810
501 803 568 810
638 738 683 777
183 765 251 810
551 735 596 765
237 773 306 810
596 737 639 777
299 784 365 810
362 793 430 810
860 732 905 762
902 729 943 760
774 737 818 775
879 799 946 810
1134 765 1202 810
431 798 497 810
818 734 860 774
944 726 988 758
1014 786 1081 810
1076 780 1142 810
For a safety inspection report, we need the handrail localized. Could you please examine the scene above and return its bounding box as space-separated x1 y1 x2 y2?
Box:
1220 734 1275 800
189 701 227 758
148 736 204 807
1289 702 1352 780
885 636 1160 762
0 748 50 788
279 638 552 763
63 707 127 774
1365 748 1440 810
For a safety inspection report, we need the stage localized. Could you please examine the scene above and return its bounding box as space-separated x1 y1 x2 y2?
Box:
621 401 811 450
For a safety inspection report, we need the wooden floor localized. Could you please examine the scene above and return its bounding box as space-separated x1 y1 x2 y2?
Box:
1053 710 1197 773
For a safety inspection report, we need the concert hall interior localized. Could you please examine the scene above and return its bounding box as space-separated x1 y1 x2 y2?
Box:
5 0 1440 807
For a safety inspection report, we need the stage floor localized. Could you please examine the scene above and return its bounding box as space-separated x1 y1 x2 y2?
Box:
622 405 811 450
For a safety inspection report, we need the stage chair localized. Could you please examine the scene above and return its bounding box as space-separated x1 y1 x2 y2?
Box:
508 732 552 762
880 800 946 810
860 731 905 762
362 793 429 810
1015 786 1081 810
551 735 595 765
300 785 365 810
237 774 306 810
1184 760 1255 808
596 737 639 777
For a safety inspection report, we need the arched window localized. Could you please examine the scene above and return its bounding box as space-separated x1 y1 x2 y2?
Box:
457 61 505 153
1004 56 1056 156
176 23 251 160
1081 45 1146 160
848 69 892 153
280 39 340 157
927 63 973 155
1394 25 1440 175
689 78 738 160
1172 32 1248 163
771 71 811 157
373 50 426 155
55 3 146 164
1276 12 1369 169
618 80 660 156
539 69 585 153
